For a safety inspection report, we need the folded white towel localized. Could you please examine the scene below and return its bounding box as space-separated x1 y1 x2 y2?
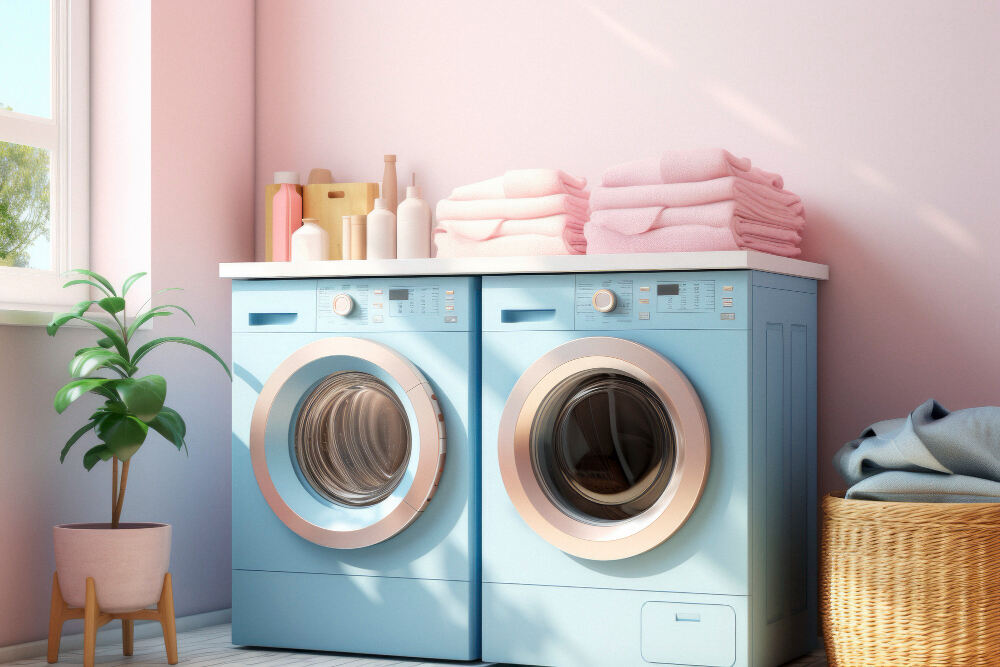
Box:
435 214 585 241
436 193 589 221
449 169 588 200
434 231 583 257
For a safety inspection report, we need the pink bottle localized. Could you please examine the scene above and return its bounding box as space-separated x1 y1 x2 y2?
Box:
272 171 302 261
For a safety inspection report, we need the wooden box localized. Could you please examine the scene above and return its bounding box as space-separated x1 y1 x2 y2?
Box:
264 183 379 261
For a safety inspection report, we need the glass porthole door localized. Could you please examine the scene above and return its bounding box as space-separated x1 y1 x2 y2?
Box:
251 338 445 549
498 337 710 560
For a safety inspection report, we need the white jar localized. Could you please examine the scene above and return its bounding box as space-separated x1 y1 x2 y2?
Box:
291 218 330 261
366 198 397 259
396 185 432 259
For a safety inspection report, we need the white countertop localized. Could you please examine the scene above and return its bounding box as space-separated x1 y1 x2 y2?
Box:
219 251 828 281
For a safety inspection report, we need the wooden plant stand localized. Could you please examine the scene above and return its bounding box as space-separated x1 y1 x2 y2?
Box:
47 571 177 666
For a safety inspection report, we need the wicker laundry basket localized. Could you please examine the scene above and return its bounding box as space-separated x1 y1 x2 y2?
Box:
820 493 1000 666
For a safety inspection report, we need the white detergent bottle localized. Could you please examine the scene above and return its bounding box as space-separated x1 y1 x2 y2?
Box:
396 176 432 259
366 197 397 259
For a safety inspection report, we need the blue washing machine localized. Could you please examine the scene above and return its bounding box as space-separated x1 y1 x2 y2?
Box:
482 271 817 667
230 276 480 660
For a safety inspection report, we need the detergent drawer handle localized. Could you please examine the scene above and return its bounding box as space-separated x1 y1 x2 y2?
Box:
500 308 556 324
248 312 298 326
675 612 701 622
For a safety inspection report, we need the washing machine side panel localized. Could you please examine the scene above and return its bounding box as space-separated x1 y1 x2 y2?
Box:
232 330 477 584
748 277 819 666
482 328 751 595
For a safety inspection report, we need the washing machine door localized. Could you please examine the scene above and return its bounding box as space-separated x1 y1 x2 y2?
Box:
498 337 710 561
250 337 444 549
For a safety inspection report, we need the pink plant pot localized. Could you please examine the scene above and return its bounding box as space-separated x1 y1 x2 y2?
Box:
53 523 171 613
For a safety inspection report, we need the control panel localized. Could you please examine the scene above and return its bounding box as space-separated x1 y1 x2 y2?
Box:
573 272 748 330
317 277 472 331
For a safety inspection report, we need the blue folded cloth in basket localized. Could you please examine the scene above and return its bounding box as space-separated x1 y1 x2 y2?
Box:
834 399 1000 502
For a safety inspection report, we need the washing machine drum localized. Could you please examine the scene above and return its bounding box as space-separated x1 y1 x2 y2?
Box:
250 338 444 549
498 337 710 561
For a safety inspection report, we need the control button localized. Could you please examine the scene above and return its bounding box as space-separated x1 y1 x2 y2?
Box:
373 289 383 295
372 302 383 309
639 298 650 304
444 315 458 323
722 298 734 307
445 304 455 311
332 293 354 316
592 289 617 313
639 285 650 292
372 315 384 323
445 290 454 295
723 285 734 292
638 312 650 320
720 313 736 320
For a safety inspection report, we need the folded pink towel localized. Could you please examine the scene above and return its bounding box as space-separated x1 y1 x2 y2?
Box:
589 203 803 239
449 169 589 200
602 149 784 189
434 231 584 257
436 215 585 242
584 223 801 258
591 178 801 215
436 193 589 221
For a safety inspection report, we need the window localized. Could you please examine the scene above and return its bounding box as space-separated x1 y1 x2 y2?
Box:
0 0 88 320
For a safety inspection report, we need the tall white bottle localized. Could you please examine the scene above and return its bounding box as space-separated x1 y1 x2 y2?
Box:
396 182 432 259
366 198 397 259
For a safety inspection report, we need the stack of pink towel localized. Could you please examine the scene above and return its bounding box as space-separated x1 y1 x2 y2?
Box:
434 169 589 257
584 149 805 257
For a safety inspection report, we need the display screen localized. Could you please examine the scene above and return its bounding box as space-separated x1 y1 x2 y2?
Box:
657 283 680 296
388 289 410 301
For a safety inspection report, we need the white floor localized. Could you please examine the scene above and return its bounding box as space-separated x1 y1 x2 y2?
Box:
4 623 827 666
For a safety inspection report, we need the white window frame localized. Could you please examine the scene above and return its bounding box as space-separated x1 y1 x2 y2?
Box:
0 0 89 324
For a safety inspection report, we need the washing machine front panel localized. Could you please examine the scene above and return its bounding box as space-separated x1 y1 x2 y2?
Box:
482 273 751 595
498 336 710 560
251 336 444 549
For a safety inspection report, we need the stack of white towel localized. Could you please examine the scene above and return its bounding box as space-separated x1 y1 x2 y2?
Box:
434 169 589 257
584 149 805 257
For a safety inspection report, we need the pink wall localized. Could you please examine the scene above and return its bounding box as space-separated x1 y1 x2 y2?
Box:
256 0 1000 496
0 0 253 648
149 0 255 623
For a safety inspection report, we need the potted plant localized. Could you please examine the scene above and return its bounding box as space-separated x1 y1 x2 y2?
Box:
45 269 230 663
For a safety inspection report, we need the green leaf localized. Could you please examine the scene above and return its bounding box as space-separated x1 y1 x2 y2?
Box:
96 413 148 461
148 406 187 453
154 304 195 325
63 279 112 295
96 337 114 349
46 315 128 358
97 296 126 315
63 269 116 296
54 378 113 413
90 382 120 402
132 337 232 379
69 348 131 377
121 272 147 296
82 444 114 470
125 310 171 338
116 375 167 421
46 300 94 336
60 421 98 463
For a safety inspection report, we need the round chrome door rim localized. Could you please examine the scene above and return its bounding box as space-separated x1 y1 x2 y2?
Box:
498 337 710 561
251 337 444 549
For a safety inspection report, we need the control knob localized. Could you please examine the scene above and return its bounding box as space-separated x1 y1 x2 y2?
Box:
592 289 617 313
332 293 354 316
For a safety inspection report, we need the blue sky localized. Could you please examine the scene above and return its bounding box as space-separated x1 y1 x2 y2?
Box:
0 0 51 117
1 0 52 269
